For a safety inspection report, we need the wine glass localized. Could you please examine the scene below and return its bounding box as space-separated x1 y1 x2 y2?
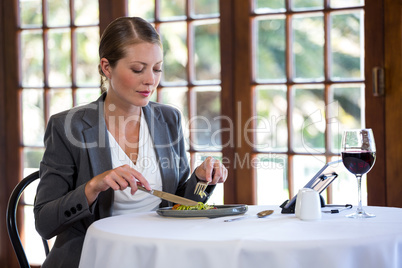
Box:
341 129 376 218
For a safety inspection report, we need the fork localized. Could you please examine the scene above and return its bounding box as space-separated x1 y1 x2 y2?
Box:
194 181 209 198
194 170 215 198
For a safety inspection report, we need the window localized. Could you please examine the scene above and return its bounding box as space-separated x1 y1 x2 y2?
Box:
128 0 224 205
252 0 365 205
18 0 100 264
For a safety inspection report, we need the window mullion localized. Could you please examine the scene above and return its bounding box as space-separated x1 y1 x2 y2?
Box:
219 0 236 204
43 28 50 124
70 0 78 106
286 0 294 201
187 18 195 169
232 0 256 205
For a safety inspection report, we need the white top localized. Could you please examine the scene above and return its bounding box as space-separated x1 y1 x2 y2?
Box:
108 112 162 216
79 205 402 268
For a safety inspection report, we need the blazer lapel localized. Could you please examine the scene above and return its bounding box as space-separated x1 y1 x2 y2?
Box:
82 94 114 218
142 104 177 194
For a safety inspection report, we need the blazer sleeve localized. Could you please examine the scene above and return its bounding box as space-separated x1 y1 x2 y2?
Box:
34 114 95 240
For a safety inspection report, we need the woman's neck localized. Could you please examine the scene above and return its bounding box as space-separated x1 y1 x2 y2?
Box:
104 93 142 119
104 94 142 163
104 93 142 135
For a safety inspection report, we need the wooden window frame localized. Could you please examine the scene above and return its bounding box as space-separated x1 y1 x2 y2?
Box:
221 0 398 207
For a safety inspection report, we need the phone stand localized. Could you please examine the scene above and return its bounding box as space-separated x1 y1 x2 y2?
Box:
280 160 342 214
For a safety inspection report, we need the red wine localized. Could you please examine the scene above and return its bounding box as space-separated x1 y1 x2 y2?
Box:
342 151 376 175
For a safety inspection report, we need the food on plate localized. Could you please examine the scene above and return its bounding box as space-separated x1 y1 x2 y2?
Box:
172 202 216 211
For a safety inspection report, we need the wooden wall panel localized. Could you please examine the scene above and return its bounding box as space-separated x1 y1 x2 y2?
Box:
365 0 387 206
0 1 9 267
366 0 402 208
1 0 21 266
384 0 402 208
99 0 126 36
220 0 237 204
232 0 256 205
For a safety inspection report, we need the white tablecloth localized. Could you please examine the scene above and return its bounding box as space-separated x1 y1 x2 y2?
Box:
79 206 402 268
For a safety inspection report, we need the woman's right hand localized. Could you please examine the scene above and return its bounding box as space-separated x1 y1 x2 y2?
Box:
84 164 151 206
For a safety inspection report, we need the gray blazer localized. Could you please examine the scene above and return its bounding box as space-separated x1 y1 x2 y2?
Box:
34 93 214 268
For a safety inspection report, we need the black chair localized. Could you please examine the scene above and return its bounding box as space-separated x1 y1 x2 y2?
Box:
6 171 49 268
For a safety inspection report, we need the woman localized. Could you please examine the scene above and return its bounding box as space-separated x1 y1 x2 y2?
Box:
34 17 227 268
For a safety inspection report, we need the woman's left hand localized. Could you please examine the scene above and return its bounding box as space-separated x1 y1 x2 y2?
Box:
194 156 228 184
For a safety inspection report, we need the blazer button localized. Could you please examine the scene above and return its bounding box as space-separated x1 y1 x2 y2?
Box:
71 207 77 214
76 204 83 211
64 211 71 217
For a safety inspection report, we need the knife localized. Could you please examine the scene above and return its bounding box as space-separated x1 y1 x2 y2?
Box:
137 185 199 206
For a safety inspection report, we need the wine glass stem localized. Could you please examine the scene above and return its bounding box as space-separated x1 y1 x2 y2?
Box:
356 175 363 214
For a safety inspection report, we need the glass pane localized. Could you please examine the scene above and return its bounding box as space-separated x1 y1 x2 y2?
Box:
160 87 188 119
76 88 101 106
256 154 288 205
22 159 44 264
331 11 364 80
76 27 100 86
21 30 44 87
160 0 186 19
128 0 155 20
48 29 71 87
330 84 364 153
191 87 221 150
292 0 323 10
160 87 189 150
194 20 220 82
160 22 187 84
255 16 286 81
74 0 99 25
47 0 69 27
293 85 325 153
23 148 44 204
331 0 364 8
194 152 223 205
20 0 42 27
23 148 43 171
192 0 219 16
22 89 44 146
255 85 288 151
293 14 324 81
24 206 47 265
254 0 285 13
49 89 72 116
292 155 326 199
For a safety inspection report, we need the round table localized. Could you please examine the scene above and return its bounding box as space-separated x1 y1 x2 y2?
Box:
79 205 402 268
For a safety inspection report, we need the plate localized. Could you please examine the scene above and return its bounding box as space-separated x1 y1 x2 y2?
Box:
156 205 248 218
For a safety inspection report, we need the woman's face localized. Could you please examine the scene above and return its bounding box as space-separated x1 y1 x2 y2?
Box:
104 42 163 109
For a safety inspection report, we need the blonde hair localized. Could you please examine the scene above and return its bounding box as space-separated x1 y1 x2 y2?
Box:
98 17 162 92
